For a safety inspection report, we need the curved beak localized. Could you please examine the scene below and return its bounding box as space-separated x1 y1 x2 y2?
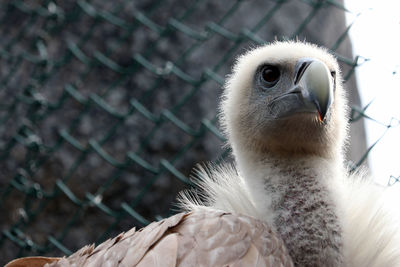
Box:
295 58 334 122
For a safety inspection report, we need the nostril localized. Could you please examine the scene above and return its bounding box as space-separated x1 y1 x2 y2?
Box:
294 59 313 85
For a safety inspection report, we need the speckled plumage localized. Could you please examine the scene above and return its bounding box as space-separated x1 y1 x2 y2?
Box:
183 158 346 266
264 157 344 266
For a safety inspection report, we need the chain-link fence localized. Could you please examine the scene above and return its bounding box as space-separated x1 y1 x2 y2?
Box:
0 0 385 264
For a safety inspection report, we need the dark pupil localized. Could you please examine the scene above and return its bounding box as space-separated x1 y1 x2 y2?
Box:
263 67 279 83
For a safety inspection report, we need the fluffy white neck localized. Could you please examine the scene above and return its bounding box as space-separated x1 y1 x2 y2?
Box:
234 147 346 266
234 148 343 222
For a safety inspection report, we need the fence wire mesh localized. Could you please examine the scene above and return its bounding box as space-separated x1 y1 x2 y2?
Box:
0 0 392 264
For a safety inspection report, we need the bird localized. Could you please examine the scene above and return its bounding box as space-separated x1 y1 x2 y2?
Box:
180 41 400 266
6 41 400 266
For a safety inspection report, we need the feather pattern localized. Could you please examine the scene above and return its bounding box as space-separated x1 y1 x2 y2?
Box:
37 209 293 266
180 164 400 267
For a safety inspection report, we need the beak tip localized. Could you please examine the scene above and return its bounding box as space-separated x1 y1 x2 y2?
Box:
318 111 323 122
315 102 327 123
317 110 328 123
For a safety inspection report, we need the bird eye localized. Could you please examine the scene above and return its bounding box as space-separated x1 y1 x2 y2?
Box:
261 65 280 87
330 71 336 79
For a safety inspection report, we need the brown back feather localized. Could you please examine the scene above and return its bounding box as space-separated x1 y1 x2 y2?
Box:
6 209 293 267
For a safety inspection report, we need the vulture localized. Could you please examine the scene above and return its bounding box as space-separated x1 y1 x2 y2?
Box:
6 41 400 267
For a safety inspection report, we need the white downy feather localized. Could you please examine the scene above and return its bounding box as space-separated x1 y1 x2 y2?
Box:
179 165 400 267
180 41 400 266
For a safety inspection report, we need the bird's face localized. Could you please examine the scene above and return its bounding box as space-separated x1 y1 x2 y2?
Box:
253 58 334 122
221 42 348 158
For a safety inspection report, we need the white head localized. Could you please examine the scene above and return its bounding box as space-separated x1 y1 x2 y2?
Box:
220 41 349 160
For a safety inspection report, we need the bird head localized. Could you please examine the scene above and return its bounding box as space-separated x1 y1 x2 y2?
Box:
221 41 349 159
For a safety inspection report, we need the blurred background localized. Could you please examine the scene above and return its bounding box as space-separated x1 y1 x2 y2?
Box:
345 0 400 185
0 0 396 264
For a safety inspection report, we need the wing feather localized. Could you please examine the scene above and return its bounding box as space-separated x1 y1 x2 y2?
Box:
8 209 293 267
